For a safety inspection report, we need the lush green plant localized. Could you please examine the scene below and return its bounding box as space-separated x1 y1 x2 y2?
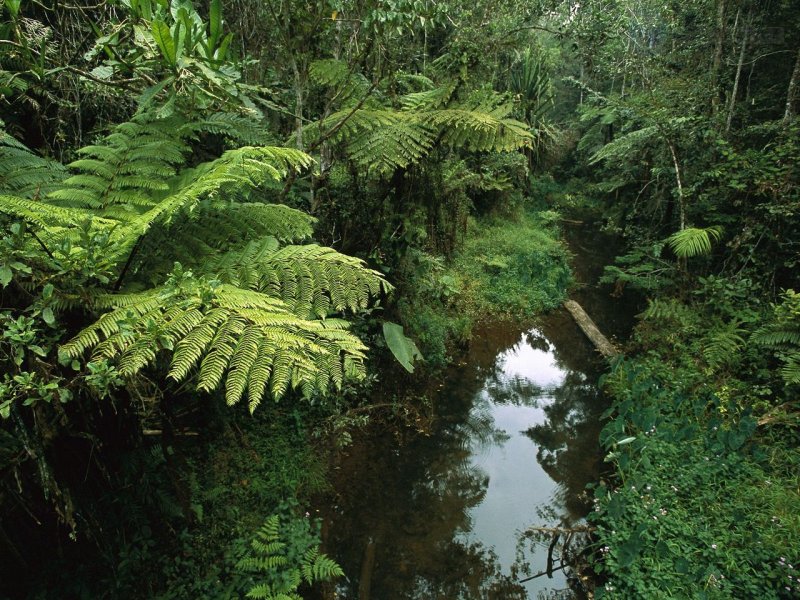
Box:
590 315 800 598
238 513 343 599
753 290 800 387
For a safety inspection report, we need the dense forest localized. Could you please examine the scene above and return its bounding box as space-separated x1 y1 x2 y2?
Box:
0 0 798 598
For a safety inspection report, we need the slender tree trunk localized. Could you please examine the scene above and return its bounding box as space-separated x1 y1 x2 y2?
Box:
726 17 749 133
783 47 800 124
291 60 305 150
711 0 727 115
665 136 685 231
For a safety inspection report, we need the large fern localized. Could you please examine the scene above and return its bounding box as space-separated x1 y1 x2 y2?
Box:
1 115 389 410
0 125 66 198
302 85 532 176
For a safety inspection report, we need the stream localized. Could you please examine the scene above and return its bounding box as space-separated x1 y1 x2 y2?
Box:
320 222 637 599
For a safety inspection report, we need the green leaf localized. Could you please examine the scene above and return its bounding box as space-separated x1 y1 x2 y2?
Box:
42 307 55 326
0 264 11 287
214 32 233 61
382 321 423 373
89 65 114 80
209 0 222 48
152 20 177 67
667 227 722 259
29 345 47 357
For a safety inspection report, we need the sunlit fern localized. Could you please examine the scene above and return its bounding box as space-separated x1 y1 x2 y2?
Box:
1 116 389 409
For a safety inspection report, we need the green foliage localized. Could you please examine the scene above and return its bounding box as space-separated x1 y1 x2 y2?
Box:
451 210 570 319
592 356 800 599
0 118 389 412
0 126 66 197
752 290 800 385
396 208 571 367
238 514 343 599
304 88 533 176
666 227 722 259
381 321 423 373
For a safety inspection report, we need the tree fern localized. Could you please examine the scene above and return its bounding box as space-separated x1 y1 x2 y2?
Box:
60 268 375 410
305 102 531 176
188 111 278 146
208 240 391 318
309 58 370 103
48 116 190 211
0 113 392 409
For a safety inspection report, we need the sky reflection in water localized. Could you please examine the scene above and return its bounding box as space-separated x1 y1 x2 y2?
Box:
324 320 605 600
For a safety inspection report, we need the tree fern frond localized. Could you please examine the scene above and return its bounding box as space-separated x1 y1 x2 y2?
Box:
780 355 800 384
310 59 371 103
134 202 316 279
208 242 391 318
185 112 277 146
197 314 246 392
49 116 190 210
423 109 532 153
589 125 660 165
702 321 746 369
751 329 800 347
0 194 81 228
400 84 455 110
0 131 67 198
63 272 371 406
347 118 437 174
106 146 314 259
667 227 722 258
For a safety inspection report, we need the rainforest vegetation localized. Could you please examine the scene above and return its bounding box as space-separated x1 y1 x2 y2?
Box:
0 0 798 597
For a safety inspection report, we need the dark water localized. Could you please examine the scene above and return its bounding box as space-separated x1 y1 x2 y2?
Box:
320 222 636 599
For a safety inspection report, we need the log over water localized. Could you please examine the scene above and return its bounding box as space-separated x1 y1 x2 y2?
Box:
563 300 620 358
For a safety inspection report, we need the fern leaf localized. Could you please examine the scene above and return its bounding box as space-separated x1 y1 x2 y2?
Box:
667 227 722 258
0 134 67 198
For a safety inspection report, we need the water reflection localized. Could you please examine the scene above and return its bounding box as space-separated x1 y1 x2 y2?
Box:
322 315 607 599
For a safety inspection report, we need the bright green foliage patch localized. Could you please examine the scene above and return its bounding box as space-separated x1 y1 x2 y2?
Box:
238 513 343 599
396 208 571 366
451 210 571 320
591 349 800 598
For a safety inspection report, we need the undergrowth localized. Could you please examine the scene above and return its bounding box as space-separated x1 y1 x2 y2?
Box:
589 311 800 599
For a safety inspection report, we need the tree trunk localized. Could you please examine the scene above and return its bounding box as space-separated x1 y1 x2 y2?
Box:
726 17 749 133
291 59 305 150
783 47 800 124
711 0 727 115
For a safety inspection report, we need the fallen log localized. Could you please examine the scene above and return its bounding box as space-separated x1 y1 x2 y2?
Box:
563 300 620 358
